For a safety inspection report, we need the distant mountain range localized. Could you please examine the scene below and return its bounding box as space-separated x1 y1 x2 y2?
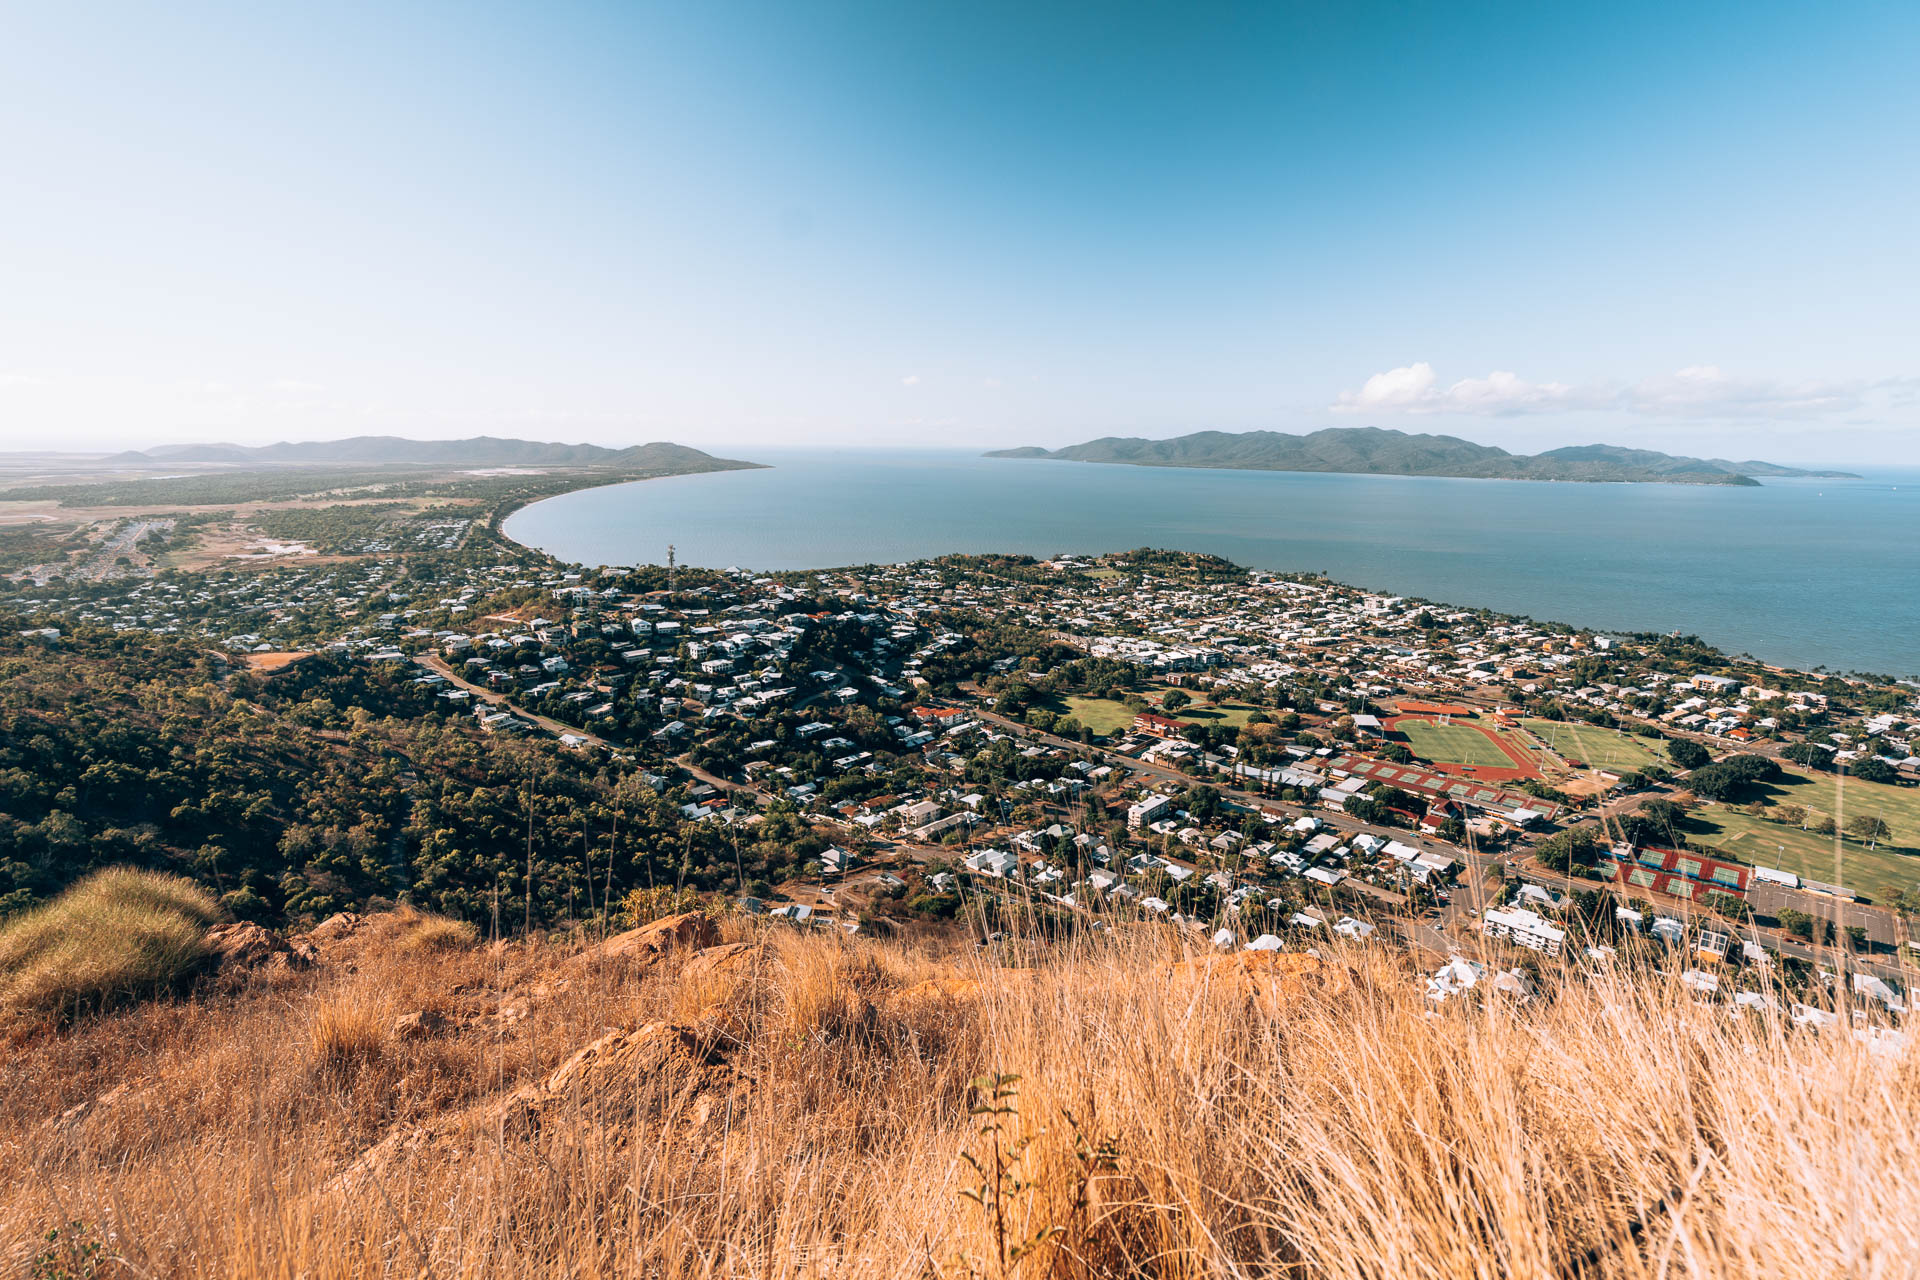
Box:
102 436 761 472
986 428 1859 485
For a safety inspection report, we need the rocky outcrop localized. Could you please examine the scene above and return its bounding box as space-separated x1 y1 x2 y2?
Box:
307 912 365 946
566 912 719 971
681 941 762 983
336 1021 745 1191
545 1021 742 1111
205 921 312 974
887 969 1032 1012
390 1009 448 1039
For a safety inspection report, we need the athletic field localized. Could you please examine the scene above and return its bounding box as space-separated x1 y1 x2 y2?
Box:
1682 764 1920 901
1392 717 1518 770
1521 719 1668 773
1056 696 1138 737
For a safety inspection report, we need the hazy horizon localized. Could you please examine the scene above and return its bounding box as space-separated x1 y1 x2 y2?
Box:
2 2 1917 466
12 429 1911 476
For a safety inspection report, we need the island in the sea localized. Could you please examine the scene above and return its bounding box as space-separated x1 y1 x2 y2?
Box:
101 435 762 472
987 427 1859 485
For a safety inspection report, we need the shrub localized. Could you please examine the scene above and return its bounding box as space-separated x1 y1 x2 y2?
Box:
0 868 220 1022
396 911 480 953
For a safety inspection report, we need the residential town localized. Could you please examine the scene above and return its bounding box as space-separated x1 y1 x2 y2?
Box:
8 530 1919 1047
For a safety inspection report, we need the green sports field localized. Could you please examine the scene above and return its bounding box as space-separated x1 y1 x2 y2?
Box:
1057 696 1139 737
1393 718 1515 770
1521 719 1668 773
1682 764 1920 902
1050 690 1265 737
1171 701 1263 729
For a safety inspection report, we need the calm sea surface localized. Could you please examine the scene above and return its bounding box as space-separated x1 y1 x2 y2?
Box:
504 450 1920 680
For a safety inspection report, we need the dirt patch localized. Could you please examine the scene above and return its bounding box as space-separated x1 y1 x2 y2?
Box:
239 651 316 674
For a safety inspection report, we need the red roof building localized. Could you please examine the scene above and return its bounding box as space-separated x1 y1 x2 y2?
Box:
1134 713 1186 739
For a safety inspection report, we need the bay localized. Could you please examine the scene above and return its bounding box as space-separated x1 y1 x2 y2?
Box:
504 449 1920 680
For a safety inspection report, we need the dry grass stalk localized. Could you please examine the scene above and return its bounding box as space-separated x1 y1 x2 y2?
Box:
0 909 1914 1278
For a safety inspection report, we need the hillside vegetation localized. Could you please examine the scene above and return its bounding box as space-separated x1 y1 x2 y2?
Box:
988 428 1858 484
0 630 759 928
2 899 1913 1278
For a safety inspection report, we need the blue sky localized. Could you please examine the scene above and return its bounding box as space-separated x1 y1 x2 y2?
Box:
1 1 1916 464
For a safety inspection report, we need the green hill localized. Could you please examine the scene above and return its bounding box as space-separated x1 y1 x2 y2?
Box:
988 427 1858 485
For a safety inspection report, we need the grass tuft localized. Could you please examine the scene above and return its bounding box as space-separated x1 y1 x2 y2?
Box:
0 868 220 1022
395 911 479 954
307 995 387 1081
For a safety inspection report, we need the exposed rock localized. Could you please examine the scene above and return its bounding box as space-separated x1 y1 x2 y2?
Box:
335 1021 744 1191
888 969 1031 1011
682 941 763 983
566 912 719 971
391 1009 448 1039
205 921 308 973
58 1081 133 1126
1169 950 1337 1018
545 1021 738 1101
307 912 365 945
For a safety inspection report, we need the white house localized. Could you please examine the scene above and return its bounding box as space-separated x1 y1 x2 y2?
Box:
1482 906 1566 956
1426 956 1485 1002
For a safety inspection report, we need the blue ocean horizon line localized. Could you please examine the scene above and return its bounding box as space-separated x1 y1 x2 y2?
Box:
505 451 1920 680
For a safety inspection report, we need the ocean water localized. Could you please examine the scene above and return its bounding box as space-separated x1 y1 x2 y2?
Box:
504 449 1920 679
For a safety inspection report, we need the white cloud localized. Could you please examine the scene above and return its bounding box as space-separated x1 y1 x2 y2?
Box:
1335 362 1869 420
1335 361 1437 411
900 373 920 386
1332 362 1587 416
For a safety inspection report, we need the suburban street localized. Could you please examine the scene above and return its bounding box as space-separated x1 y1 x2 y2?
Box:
414 654 618 750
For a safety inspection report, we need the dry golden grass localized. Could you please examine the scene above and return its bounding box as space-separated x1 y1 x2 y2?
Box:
1 907 1915 1278
307 994 389 1083
393 909 480 954
0 869 220 1023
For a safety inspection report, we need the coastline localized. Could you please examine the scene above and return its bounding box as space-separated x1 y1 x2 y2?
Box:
482 459 768 544
499 461 1916 684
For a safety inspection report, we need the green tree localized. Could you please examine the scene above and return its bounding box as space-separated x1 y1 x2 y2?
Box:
1535 827 1601 874
1668 739 1710 770
1850 757 1896 785
1782 741 1830 770
1845 814 1891 850
1777 908 1815 941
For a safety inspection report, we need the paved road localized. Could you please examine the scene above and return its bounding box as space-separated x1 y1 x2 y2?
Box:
415 655 619 750
672 752 768 805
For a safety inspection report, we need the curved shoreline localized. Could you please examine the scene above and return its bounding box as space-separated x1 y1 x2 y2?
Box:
492 462 769 558
496 461 1915 682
